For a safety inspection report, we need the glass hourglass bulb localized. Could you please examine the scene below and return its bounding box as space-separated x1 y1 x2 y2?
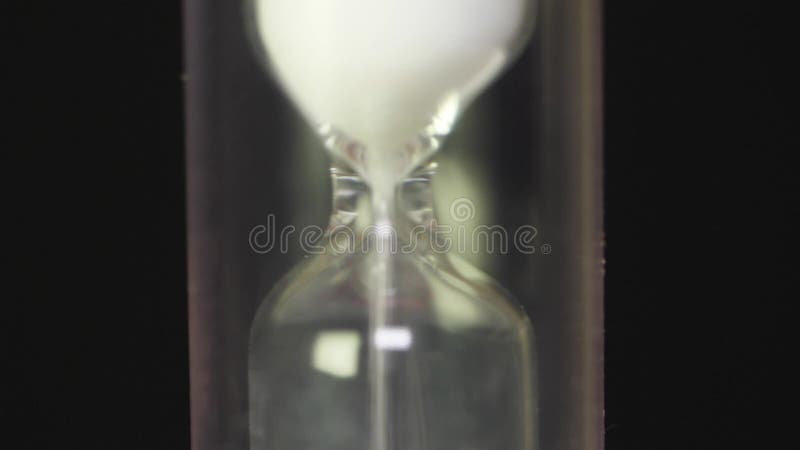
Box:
247 2 538 450
251 0 535 188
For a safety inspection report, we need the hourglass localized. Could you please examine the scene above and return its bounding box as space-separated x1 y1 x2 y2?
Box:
247 1 538 449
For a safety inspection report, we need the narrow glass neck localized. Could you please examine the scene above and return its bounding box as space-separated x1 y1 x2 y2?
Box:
328 160 438 238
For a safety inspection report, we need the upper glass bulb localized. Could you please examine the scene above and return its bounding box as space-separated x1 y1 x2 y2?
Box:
252 0 536 184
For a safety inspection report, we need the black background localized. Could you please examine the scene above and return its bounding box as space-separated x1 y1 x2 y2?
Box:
5 1 796 449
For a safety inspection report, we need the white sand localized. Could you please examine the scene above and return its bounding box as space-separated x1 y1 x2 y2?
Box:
255 0 529 182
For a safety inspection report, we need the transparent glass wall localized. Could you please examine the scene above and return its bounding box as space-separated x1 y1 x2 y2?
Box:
185 1 603 449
